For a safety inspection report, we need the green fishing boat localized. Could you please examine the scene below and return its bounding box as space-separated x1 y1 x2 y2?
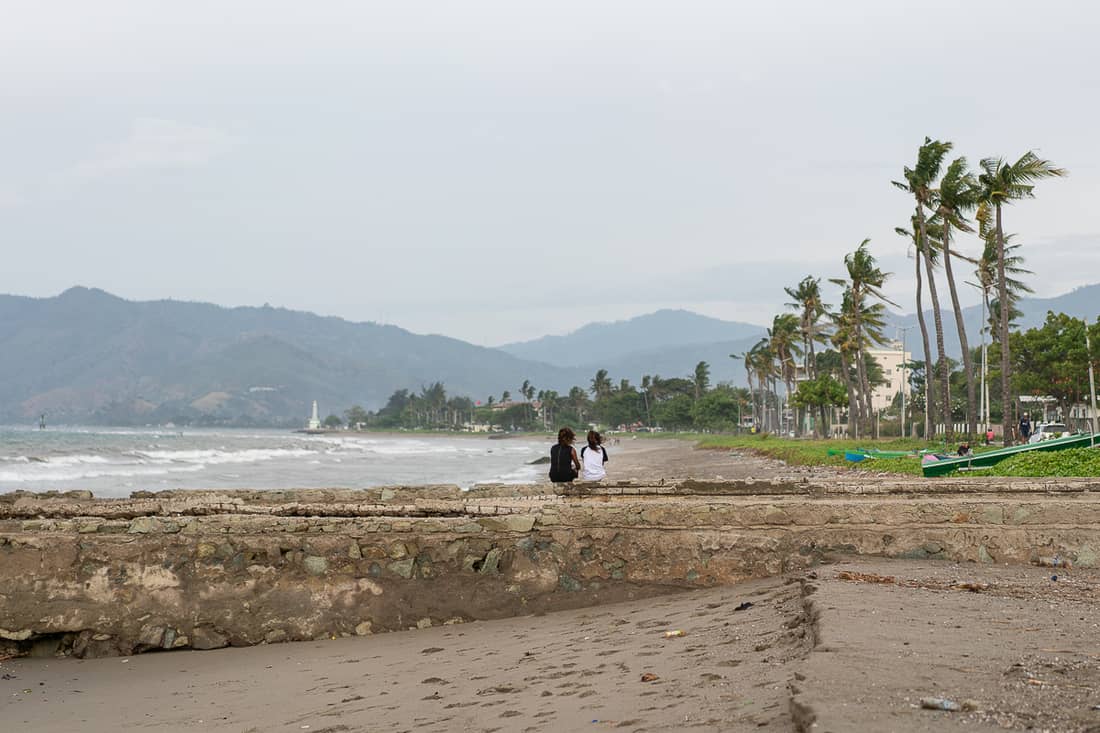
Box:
921 432 1099 477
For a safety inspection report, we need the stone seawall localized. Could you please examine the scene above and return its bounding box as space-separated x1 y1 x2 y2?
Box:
2 477 1099 659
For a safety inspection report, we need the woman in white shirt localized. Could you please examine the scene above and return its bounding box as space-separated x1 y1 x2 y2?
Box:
580 430 608 480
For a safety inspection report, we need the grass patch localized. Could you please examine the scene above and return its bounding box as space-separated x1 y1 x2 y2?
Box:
670 432 1100 477
973 446 1100 477
680 434 940 476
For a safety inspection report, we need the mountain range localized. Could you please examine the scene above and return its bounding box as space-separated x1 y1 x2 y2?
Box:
0 285 1096 425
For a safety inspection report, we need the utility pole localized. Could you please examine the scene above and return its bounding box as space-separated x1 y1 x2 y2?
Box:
967 281 991 437
1087 329 1098 447
897 326 912 438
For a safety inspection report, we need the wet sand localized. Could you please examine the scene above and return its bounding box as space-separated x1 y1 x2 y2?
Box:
2 577 805 732
5 558 1099 732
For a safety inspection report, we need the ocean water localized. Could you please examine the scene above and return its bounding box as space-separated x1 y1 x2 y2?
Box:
0 427 550 498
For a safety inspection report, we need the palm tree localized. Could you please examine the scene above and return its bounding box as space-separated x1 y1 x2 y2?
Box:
975 226 1033 339
520 379 536 424
977 152 1066 443
894 137 953 440
590 369 612 399
785 276 828 434
829 309 861 438
769 313 804 435
784 276 827 380
693 361 710 401
935 157 981 438
895 220 939 439
747 339 778 431
830 240 897 438
568 386 590 423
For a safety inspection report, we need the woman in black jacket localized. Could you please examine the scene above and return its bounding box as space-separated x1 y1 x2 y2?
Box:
548 427 581 482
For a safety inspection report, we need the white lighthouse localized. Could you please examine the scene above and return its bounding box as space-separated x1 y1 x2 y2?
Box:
307 400 322 430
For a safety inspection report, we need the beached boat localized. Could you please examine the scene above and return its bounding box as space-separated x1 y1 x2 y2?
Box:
921 432 1099 477
833 448 919 461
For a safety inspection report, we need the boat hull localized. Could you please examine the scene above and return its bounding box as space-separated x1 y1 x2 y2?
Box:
922 433 1099 477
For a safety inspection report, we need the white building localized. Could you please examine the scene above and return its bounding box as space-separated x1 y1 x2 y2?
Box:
307 400 322 430
866 342 911 412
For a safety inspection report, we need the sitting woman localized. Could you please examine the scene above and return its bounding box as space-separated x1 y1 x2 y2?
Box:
548 427 581 483
580 430 609 481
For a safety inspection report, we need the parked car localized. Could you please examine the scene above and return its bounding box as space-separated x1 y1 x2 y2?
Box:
1029 422 1068 443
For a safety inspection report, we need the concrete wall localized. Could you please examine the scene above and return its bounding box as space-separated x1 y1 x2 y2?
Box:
2 478 1099 659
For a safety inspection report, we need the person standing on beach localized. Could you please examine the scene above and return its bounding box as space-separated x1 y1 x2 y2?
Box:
580 430 609 481
549 427 581 483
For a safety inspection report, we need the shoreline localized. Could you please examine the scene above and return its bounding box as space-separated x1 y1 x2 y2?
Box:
4 447 1100 731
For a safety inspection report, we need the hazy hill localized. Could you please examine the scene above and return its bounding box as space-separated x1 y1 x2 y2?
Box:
0 288 585 425
3 284 1095 426
888 284 1100 360
498 309 765 368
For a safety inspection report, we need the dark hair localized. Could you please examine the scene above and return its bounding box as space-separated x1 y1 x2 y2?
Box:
586 430 602 449
557 427 576 445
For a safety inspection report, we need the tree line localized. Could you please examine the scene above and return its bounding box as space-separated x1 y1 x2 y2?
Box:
327 364 754 433
322 139 1095 443
739 139 1088 444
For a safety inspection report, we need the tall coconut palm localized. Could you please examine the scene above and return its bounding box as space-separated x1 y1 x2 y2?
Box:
894 219 941 439
894 137 954 439
769 313 804 435
784 276 828 379
830 240 897 438
830 305 862 438
934 158 982 437
977 152 1066 444
785 276 829 435
748 339 779 431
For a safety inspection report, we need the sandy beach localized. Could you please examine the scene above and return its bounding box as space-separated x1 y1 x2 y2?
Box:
3 440 1100 732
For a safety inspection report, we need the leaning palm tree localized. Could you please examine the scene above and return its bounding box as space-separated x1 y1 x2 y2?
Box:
935 158 982 437
977 152 1066 443
784 276 828 380
769 313 804 435
894 138 954 439
785 276 829 435
748 338 779 431
830 305 862 438
830 240 897 438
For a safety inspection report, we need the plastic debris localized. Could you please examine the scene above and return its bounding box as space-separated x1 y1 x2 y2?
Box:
663 630 685 638
640 673 660 682
920 697 961 711
734 602 754 612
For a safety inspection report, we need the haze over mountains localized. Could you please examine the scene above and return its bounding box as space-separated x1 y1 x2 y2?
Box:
1 285 1096 425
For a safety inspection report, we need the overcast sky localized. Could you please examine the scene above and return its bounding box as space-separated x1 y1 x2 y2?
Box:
3 1 1097 345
